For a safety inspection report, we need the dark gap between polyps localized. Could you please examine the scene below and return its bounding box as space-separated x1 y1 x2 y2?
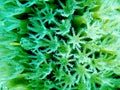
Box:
83 37 92 42
14 13 30 20
18 0 28 4
112 73 120 79
50 88 58 90
55 14 68 21
95 83 101 88
57 34 68 42
44 21 56 29
80 23 87 28
28 30 37 35
54 0 65 9
94 51 100 59
46 71 56 81
74 9 84 16
24 50 35 56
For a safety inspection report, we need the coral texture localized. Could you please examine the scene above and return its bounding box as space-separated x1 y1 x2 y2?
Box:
0 0 120 90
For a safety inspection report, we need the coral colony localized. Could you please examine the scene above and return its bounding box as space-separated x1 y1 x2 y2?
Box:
0 0 120 90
